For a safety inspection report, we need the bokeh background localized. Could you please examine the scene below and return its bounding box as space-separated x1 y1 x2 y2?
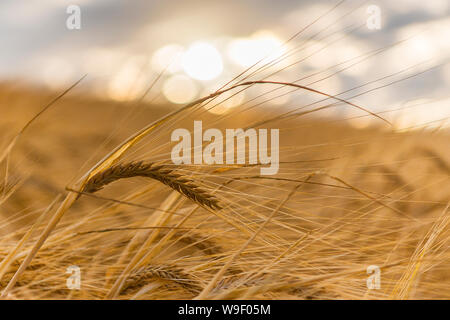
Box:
1 0 449 128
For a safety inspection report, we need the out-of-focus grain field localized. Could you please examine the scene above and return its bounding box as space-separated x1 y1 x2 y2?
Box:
0 81 448 300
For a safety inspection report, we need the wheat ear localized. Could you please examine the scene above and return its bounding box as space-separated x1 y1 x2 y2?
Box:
121 265 202 294
82 161 221 210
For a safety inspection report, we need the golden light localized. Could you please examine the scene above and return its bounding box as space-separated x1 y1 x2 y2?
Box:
227 30 285 68
303 40 337 70
83 48 126 77
151 44 185 74
201 87 246 115
392 98 450 130
42 57 75 89
390 18 450 71
162 74 198 104
107 56 147 101
333 40 370 77
182 42 223 81
262 88 291 106
252 75 292 106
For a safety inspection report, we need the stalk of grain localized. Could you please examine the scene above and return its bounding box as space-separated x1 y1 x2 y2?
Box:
82 161 221 210
121 265 202 295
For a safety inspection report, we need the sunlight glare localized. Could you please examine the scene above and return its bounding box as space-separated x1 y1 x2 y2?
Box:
151 44 185 74
163 74 198 104
182 42 223 81
227 30 285 68
201 87 246 115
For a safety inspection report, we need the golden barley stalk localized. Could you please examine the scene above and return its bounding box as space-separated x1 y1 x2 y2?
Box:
82 161 221 210
121 265 202 294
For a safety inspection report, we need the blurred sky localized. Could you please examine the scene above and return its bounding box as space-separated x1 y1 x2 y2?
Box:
1 0 449 128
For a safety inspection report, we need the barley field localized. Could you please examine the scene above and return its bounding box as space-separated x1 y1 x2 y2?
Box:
0 0 449 300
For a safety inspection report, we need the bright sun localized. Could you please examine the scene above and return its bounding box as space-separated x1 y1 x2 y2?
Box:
182 42 223 81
